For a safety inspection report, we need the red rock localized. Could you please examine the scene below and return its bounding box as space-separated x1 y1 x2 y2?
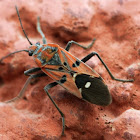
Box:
0 0 139 139
104 109 140 140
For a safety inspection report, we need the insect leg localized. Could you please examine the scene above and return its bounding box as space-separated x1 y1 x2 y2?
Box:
37 17 47 44
0 50 29 64
44 82 65 136
24 67 41 75
81 52 134 82
5 71 46 103
65 38 96 51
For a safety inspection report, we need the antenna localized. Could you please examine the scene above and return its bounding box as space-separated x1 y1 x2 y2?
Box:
15 6 33 45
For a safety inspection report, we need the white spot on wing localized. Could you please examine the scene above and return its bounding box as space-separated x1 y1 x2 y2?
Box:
85 82 91 88
79 88 82 93
73 73 77 78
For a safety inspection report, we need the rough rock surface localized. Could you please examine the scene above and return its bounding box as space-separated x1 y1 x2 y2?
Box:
0 0 139 140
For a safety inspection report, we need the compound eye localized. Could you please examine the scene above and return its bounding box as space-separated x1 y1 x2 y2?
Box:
36 42 40 45
28 50 34 56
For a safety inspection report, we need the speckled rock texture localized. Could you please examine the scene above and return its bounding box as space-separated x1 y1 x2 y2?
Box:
0 0 139 140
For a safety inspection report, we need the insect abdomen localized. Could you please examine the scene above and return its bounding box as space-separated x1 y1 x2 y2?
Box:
75 74 112 106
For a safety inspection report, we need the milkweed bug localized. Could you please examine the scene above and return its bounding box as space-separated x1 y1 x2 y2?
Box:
0 6 134 135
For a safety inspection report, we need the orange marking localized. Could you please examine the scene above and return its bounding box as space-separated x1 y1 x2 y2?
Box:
34 58 42 67
37 47 43 53
29 45 37 51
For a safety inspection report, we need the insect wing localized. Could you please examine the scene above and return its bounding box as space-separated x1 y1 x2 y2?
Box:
58 47 100 77
57 48 112 106
74 73 112 106
40 45 112 106
41 67 82 98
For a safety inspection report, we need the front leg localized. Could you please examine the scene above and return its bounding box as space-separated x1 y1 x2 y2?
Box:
65 38 96 51
24 67 41 76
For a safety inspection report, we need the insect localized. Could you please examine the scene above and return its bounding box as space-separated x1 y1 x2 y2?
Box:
0 6 134 136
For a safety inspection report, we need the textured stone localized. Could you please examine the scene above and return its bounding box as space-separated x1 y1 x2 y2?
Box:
0 0 139 139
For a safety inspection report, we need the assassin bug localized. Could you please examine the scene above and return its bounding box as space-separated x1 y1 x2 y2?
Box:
0 6 134 135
